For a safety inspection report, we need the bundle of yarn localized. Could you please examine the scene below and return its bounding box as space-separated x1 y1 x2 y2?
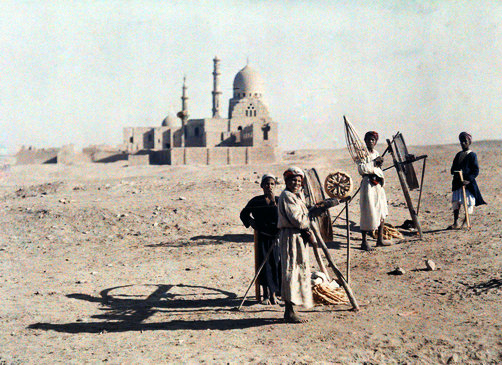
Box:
312 283 349 305
311 271 348 305
371 223 404 240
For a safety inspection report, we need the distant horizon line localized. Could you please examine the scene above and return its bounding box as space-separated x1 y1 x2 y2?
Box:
4 138 500 156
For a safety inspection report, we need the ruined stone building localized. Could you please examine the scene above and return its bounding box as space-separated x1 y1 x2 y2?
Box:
123 57 279 165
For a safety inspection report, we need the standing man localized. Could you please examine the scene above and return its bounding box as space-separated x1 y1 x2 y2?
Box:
277 167 313 323
240 174 281 305
358 131 392 251
448 132 486 229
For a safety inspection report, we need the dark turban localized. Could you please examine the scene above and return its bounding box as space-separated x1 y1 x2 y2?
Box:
364 131 379 141
459 132 472 143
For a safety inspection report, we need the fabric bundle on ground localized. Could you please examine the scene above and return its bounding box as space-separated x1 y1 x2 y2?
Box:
312 283 349 305
371 223 404 240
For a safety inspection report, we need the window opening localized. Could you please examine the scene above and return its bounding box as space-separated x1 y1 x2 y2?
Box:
246 104 255 117
262 124 270 141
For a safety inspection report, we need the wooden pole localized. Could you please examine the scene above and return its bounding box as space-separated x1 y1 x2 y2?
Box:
237 243 274 310
253 230 261 302
416 157 427 215
332 186 360 225
456 170 471 229
311 221 360 311
345 201 350 283
311 240 331 281
386 139 423 238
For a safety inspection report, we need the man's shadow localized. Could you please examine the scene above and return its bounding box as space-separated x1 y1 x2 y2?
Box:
190 234 254 243
146 234 254 248
28 283 277 334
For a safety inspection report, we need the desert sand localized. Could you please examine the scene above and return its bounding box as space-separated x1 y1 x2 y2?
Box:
1 141 501 364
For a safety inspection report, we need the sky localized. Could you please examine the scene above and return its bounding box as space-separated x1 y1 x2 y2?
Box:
1 0 502 154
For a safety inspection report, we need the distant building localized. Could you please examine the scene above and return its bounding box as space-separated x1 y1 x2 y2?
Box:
123 57 278 165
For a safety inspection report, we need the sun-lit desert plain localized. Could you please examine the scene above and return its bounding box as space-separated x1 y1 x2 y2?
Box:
0 141 501 364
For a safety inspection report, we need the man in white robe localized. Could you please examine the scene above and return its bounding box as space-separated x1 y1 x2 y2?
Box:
277 167 313 322
358 131 391 251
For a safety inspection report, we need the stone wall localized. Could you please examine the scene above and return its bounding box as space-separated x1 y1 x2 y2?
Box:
128 154 150 166
165 146 277 166
57 145 92 165
82 146 128 163
15 147 59 165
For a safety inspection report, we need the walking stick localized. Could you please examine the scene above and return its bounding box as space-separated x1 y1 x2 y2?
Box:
236 243 275 311
455 170 471 229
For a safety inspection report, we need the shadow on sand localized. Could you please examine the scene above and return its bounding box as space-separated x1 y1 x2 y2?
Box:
28 283 277 334
466 278 502 294
145 234 254 248
190 233 254 243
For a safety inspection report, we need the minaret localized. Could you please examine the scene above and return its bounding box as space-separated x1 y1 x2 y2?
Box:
177 76 189 147
212 56 222 118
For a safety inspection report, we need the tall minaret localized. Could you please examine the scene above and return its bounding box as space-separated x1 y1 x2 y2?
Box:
211 56 222 118
177 76 189 147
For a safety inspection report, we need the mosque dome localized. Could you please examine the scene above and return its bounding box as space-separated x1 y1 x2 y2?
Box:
161 114 176 127
233 64 264 98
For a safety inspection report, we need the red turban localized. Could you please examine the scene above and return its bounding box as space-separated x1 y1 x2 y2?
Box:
283 166 305 182
364 131 379 141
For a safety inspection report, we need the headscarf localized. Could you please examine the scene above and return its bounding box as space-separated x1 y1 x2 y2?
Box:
260 173 277 187
459 132 472 143
364 131 379 141
283 166 305 182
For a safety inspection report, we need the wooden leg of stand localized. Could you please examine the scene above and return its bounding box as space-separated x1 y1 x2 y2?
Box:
311 222 360 311
311 240 331 282
387 139 423 238
254 230 261 302
346 201 350 284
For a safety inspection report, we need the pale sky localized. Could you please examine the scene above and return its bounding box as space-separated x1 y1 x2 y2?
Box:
1 0 502 154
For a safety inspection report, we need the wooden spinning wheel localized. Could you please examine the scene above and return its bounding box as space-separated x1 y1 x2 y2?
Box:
324 171 353 199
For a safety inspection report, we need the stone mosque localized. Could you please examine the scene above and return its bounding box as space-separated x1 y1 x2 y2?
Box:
15 57 279 165
122 57 279 165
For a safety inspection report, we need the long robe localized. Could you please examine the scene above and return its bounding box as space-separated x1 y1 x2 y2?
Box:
358 150 388 231
450 150 486 207
277 189 313 309
240 195 281 295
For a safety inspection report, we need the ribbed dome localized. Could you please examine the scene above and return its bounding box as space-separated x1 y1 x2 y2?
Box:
233 64 264 98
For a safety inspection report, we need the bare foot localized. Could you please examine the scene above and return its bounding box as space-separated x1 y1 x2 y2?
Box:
447 223 460 230
361 241 374 251
376 239 392 247
261 298 271 305
284 312 308 323
270 293 278 305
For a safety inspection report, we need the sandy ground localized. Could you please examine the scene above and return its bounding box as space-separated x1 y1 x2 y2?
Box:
1 141 501 364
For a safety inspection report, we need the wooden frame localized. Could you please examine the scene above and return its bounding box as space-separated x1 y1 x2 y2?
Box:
386 132 428 238
303 168 333 242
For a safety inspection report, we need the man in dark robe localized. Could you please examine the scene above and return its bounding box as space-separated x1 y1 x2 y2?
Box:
448 131 486 229
240 174 281 305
